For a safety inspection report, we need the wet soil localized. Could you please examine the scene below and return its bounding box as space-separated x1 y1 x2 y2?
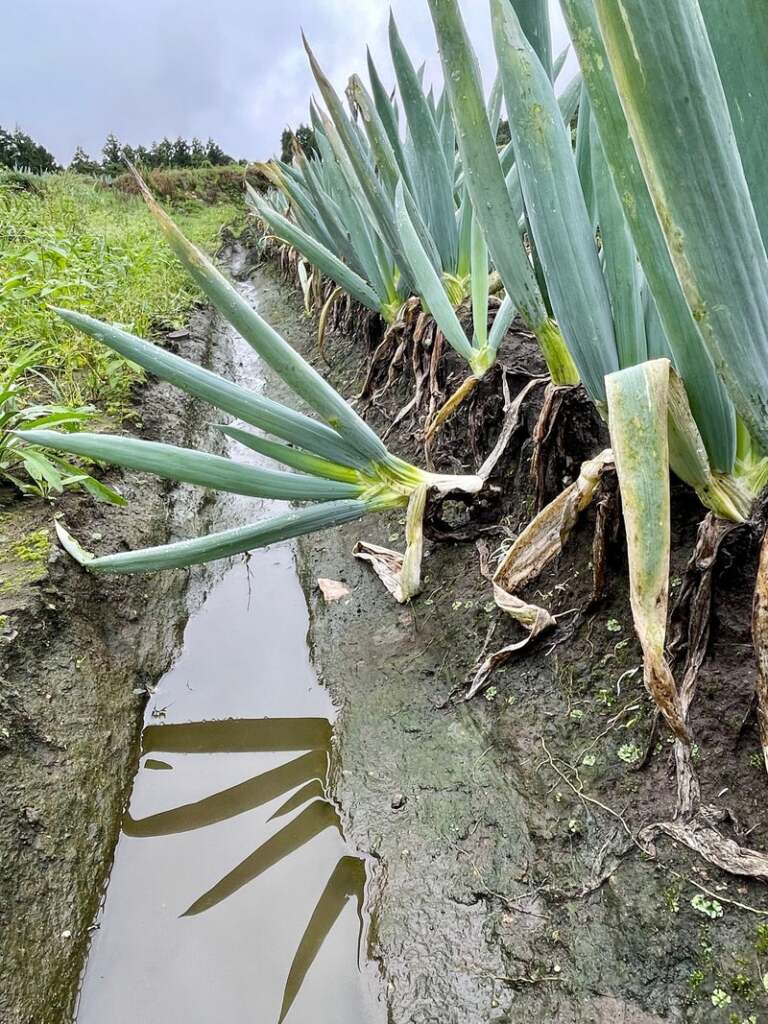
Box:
4 245 768 1023
255 260 768 1024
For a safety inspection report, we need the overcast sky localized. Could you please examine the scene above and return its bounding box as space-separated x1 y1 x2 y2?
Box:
3 1 574 166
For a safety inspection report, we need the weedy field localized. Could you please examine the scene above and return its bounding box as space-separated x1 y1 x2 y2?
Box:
1 171 243 414
0 171 243 501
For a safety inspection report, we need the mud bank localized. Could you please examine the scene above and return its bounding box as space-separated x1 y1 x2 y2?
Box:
254 261 768 1024
0 310 221 1024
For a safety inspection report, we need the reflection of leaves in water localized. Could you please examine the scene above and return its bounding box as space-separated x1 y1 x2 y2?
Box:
124 749 327 837
183 799 341 916
279 856 366 1024
269 779 325 821
129 717 367 1023
142 717 332 754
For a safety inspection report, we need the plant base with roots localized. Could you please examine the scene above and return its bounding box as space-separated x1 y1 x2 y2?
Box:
267 249 768 887
630 506 768 882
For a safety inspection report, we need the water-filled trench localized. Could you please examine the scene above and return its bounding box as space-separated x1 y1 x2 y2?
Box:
74 279 383 1024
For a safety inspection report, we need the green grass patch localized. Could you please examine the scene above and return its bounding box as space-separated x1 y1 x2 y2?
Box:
0 172 245 418
111 163 266 206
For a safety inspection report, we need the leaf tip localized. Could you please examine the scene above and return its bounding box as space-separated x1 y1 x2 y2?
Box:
54 520 95 567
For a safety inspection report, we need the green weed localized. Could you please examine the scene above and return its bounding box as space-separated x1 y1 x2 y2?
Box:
0 173 243 418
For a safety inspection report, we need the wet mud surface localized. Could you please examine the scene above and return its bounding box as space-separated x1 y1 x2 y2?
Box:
255 261 768 1023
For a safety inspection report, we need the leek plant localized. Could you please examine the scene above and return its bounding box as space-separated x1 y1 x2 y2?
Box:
559 0 762 520
252 18 583 434
419 0 768 741
583 0 768 458
20 173 480 575
428 0 759 522
568 0 768 791
250 19 500 348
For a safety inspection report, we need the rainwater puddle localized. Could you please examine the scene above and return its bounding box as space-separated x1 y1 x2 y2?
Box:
75 279 382 1024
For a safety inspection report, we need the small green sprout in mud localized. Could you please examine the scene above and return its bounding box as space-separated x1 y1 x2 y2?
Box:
691 894 724 919
711 988 731 1009
688 969 705 992
663 887 681 914
484 686 498 702
606 618 622 633
569 708 584 722
755 924 768 956
730 973 756 998
581 753 596 768
617 742 642 765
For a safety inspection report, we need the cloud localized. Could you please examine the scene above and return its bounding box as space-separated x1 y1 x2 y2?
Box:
1 0 574 165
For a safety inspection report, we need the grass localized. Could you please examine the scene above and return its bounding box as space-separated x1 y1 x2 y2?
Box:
111 164 266 206
0 171 245 419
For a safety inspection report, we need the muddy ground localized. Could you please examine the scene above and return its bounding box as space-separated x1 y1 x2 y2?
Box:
255 260 768 1023
0 309 223 1024
3 244 768 1024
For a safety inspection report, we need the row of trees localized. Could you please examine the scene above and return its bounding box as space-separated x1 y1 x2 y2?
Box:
2 120 322 180
0 125 238 178
75 134 236 176
0 126 58 174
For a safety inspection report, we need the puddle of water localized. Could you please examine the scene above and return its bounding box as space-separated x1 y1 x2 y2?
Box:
75 280 382 1024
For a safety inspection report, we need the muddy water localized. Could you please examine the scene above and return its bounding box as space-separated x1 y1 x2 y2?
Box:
75 281 383 1024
